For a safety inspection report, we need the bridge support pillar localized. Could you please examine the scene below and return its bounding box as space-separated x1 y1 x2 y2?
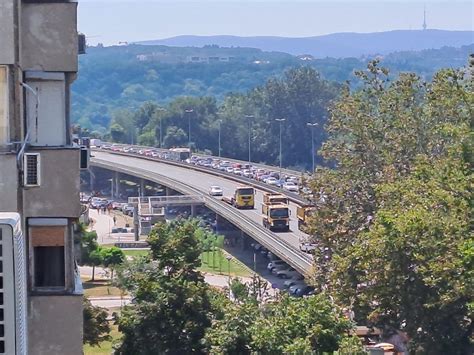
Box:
140 179 145 197
110 175 114 199
165 186 172 196
191 204 197 217
89 169 95 193
114 172 120 199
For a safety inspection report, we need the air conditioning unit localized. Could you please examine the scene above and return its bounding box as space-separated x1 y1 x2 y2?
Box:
23 153 41 187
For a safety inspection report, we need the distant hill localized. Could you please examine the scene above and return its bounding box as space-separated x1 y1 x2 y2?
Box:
137 30 474 58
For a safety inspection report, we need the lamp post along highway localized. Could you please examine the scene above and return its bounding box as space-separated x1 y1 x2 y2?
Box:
185 109 194 150
307 122 318 173
275 118 286 178
218 119 222 158
156 107 167 148
245 114 254 162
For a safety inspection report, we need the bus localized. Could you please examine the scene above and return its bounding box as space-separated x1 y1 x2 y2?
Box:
168 147 191 161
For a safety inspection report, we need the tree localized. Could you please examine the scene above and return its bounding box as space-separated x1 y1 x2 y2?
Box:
89 249 104 282
100 247 125 280
115 220 213 354
83 297 111 346
307 62 473 352
204 293 355 354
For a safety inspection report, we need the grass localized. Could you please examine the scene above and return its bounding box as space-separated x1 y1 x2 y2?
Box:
123 249 150 258
84 323 121 355
82 278 124 298
198 249 252 277
123 247 252 277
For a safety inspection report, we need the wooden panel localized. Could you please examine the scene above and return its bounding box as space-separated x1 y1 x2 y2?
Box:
30 226 65 247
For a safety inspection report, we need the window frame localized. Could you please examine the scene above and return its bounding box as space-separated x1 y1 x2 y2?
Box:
0 66 9 146
28 218 72 294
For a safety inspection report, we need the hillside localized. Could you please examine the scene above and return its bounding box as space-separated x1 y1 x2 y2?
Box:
137 30 474 58
72 44 473 133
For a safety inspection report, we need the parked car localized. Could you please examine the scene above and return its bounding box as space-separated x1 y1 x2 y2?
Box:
275 267 300 279
209 185 223 196
291 285 315 297
267 260 286 271
283 274 305 288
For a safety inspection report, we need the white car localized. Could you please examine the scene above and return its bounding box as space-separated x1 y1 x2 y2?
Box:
233 168 242 175
265 177 278 185
225 167 234 173
209 185 223 196
282 181 299 192
242 169 253 178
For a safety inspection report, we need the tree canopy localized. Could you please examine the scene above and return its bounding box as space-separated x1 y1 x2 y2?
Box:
307 61 473 353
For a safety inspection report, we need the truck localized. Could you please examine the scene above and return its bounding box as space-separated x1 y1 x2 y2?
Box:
261 193 290 232
262 203 290 231
263 192 289 205
296 205 316 231
222 186 255 209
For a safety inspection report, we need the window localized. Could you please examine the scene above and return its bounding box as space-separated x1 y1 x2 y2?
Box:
29 219 68 291
0 67 8 145
25 72 66 146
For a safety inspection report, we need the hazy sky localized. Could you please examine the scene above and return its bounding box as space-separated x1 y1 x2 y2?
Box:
78 1 474 45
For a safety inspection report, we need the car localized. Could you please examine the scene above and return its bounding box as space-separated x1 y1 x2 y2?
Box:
283 181 299 192
275 267 300 279
242 169 253 178
286 176 299 184
225 167 234 173
267 260 286 271
209 185 223 196
233 168 242 175
283 274 305 288
265 177 278 185
291 285 315 297
272 263 292 274
299 242 316 254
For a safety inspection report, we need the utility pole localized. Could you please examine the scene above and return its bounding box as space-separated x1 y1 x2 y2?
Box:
307 122 318 173
275 118 285 178
245 114 254 162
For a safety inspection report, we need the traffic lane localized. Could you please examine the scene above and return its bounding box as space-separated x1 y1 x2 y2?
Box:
94 152 305 248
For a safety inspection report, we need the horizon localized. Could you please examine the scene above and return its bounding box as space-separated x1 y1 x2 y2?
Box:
78 1 473 46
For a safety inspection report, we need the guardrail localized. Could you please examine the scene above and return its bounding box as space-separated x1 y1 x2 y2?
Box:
92 148 311 206
91 157 313 275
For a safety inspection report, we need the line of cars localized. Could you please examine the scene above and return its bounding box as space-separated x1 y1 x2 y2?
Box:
252 243 315 297
100 144 302 193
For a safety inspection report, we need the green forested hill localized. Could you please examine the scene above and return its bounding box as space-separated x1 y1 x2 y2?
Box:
72 44 473 137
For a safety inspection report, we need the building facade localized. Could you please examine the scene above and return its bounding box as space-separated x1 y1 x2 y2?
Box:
0 0 83 354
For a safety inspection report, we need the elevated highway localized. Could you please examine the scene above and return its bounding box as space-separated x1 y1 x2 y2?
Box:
90 151 313 275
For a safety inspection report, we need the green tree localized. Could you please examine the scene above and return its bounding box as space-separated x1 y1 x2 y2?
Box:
100 247 125 279
307 62 473 352
83 297 111 346
115 220 213 354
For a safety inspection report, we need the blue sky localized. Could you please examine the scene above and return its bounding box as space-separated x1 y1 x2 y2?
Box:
78 1 474 45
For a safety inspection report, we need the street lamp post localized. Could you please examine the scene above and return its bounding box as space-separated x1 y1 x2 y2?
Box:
245 115 254 162
157 107 167 148
275 118 285 178
307 122 318 173
185 109 194 150
218 120 222 158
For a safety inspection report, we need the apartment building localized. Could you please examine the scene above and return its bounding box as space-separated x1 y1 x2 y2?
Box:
0 1 83 354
